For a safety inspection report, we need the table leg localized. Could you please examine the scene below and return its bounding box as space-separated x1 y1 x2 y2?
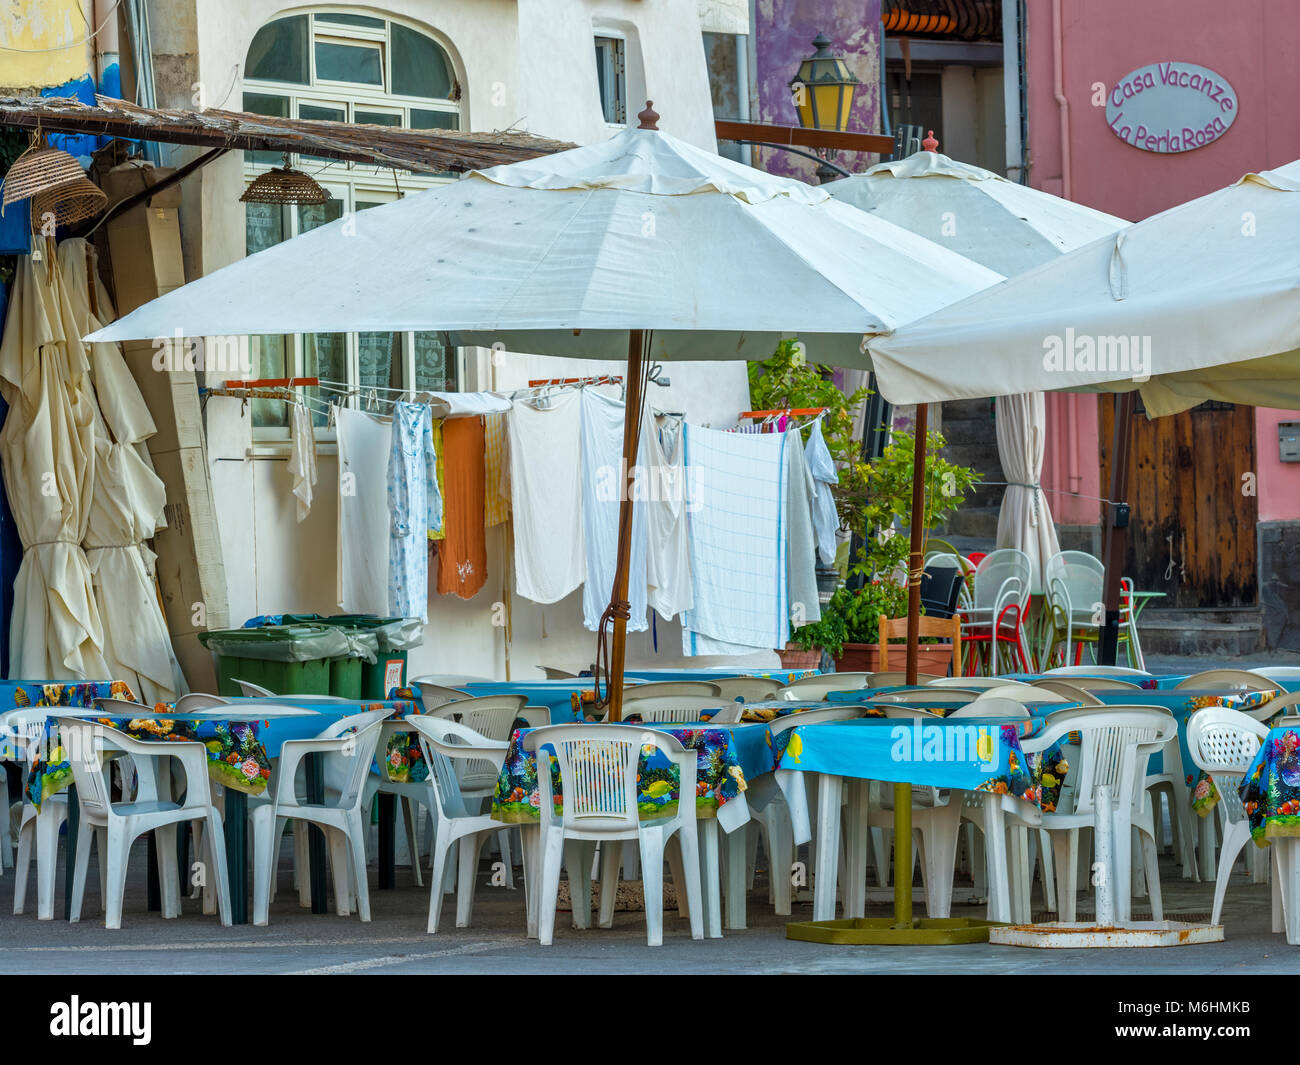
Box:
305 753 328 914
723 822 747 930
812 773 842 922
58 787 79 921
377 792 396 890
983 802 1011 923
698 818 722 938
843 779 868 919
224 788 248 924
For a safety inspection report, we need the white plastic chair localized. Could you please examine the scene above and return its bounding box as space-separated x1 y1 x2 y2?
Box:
251 709 388 925
174 693 230 713
620 695 730 723
235 679 275 697
414 681 473 709
1045 664 1150 679
57 717 232 928
524 724 704 947
1031 679 1105 705
777 673 873 701
711 677 781 702
873 688 981 704
539 666 577 679
866 671 944 687
1187 708 1276 926
405 715 513 933
928 676 1010 690
1174 669 1275 691
972 682 1067 702
621 681 722 698
1022 707 1176 922
949 697 1033 718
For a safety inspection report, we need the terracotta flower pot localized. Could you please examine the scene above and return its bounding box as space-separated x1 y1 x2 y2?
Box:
833 643 956 676
777 643 823 671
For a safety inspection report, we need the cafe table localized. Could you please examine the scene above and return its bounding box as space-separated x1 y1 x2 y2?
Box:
774 713 1050 924
491 719 775 937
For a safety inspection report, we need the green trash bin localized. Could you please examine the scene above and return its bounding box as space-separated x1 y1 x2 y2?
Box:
246 614 424 698
199 624 364 698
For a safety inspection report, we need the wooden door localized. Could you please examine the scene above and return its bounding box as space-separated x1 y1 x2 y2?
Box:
1099 396 1257 608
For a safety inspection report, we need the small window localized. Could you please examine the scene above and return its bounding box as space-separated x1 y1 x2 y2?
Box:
315 39 384 85
314 12 384 29
594 36 626 124
242 92 290 165
392 23 454 99
354 109 402 127
246 16 310 83
410 108 459 130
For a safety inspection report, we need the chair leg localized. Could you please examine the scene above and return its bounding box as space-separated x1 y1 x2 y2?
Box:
13 819 31 915
1141 826 1162 921
536 827 565 946
1272 849 1286 934
69 815 95 923
401 798 424 888
294 822 311 907
35 803 62 921
496 829 515 890
1051 830 1079 923
664 835 689 918
325 827 352 916
770 813 794 916
639 828 666 947
348 810 371 922
105 827 130 930
455 833 484 927
155 825 181 919
674 824 704 941
1038 829 1056 912
1211 820 1250 925
252 811 278 927
698 818 722 939
204 812 233 926
427 830 452 934
564 839 593 929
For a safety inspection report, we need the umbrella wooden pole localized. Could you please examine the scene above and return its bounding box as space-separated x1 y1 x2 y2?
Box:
1099 392 1135 665
604 328 646 722
894 402 929 929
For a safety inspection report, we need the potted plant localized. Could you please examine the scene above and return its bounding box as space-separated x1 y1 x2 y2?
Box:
791 426 978 672
780 603 845 669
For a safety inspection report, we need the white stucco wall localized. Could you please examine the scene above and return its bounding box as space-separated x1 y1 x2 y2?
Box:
186 1 768 684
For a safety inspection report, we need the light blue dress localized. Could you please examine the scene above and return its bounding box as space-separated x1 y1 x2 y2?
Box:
387 402 442 621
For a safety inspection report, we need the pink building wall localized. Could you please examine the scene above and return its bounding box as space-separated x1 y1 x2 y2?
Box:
1026 0 1300 525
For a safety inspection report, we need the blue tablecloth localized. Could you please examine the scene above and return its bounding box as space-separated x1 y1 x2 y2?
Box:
775 716 1045 804
621 667 819 684
0 680 137 761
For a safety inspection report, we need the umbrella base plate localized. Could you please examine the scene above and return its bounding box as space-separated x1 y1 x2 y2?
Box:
988 921 1223 948
785 917 1000 945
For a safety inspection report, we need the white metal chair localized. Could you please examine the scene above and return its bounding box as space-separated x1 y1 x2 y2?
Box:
1174 669 1275 691
1042 552 1145 669
1187 707 1276 926
959 549 1033 675
251 709 388 925
525 724 704 947
1022 707 1176 922
710 677 781 702
405 715 513 933
620 695 730 723
777 673 873 701
621 681 722 698
57 717 232 928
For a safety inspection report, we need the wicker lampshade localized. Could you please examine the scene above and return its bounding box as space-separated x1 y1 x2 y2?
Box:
29 175 108 231
240 161 329 206
2 145 88 208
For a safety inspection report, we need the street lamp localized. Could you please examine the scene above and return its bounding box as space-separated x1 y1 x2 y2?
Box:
789 32 859 182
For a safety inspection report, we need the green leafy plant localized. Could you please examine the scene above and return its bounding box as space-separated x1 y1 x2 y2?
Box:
748 338 871 536
790 426 977 654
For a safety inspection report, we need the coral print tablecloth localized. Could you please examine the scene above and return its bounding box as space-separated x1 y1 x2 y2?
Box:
26 714 272 808
1239 727 1300 843
0 680 137 761
492 724 769 829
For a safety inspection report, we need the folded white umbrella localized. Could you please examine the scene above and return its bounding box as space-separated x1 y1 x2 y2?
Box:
867 160 1300 416
87 110 1002 724
830 151 1130 587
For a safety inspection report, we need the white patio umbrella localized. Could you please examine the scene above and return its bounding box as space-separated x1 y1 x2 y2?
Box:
828 150 1129 587
58 239 186 702
866 159 1300 662
0 250 110 678
90 106 1002 717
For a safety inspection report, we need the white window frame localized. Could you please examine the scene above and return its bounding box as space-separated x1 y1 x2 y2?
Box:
594 34 627 127
242 9 463 439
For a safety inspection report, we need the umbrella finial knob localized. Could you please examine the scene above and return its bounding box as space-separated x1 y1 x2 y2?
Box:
637 101 660 130
923 129 939 152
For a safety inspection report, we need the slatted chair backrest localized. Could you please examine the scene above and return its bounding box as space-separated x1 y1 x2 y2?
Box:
1187 708 1269 826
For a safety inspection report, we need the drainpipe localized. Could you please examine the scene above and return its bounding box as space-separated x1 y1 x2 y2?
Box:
1001 0 1022 181
93 0 121 95
1052 0 1071 199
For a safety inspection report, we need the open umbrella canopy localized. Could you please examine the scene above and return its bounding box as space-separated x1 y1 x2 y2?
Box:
830 150 1131 589
867 160 1300 415
89 123 1000 363
827 150 1128 275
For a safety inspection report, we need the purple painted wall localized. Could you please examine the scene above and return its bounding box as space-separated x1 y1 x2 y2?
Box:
752 0 884 182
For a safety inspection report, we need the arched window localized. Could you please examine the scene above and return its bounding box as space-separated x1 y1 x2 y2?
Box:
242 10 462 429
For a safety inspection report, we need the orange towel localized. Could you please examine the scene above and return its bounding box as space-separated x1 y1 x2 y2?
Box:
436 416 488 598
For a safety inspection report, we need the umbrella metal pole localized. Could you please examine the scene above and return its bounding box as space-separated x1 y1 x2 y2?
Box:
1099 393 1135 665
604 328 645 723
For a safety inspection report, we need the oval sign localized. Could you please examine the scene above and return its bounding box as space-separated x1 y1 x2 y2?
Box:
1105 61 1237 153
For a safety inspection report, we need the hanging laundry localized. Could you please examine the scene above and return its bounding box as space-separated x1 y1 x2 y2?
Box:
288 402 317 522
640 410 692 621
681 424 787 655
337 407 392 615
428 419 447 542
508 391 585 604
805 414 840 566
580 388 647 633
483 411 509 527
435 415 488 599
785 427 822 626
387 401 442 621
